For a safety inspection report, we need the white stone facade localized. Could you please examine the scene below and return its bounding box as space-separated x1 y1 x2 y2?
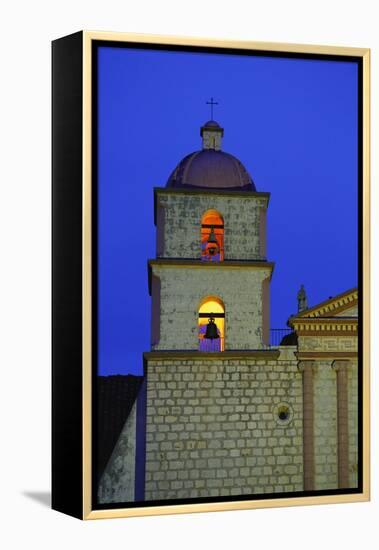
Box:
144 349 303 500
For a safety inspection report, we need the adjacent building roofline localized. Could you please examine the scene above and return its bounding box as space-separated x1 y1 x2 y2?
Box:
288 287 358 322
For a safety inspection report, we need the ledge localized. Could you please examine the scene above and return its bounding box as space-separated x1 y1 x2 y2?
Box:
296 351 358 360
154 186 270 197
149 258 273 268
143 349 280 361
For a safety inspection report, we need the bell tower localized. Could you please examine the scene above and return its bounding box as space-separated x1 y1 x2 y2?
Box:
139 120 305 503
149 120 273 351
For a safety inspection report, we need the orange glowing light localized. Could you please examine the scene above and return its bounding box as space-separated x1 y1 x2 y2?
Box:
201 210 224 262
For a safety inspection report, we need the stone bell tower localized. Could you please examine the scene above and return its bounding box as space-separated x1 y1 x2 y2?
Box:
141 119 304 501
150 119 273 351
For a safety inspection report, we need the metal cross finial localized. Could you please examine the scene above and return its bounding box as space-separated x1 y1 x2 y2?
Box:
206 97 218 120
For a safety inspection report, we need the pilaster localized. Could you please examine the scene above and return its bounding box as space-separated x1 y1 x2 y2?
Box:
332 360 350 488
298 360 316 491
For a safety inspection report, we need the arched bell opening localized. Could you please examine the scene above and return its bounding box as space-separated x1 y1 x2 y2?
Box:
198 296 225 352
201 210 224 262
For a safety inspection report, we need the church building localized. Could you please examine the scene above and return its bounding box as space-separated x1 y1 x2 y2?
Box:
97 118 359 503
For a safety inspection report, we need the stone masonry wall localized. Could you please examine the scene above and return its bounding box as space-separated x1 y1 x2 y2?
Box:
98 402 137 503
144 350 303 501
156 191 268 260
151 265 271 350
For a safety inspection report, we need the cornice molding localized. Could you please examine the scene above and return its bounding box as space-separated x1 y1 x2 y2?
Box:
290 317 358 335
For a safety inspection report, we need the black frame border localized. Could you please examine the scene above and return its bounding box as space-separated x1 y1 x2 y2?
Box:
52 31 84 519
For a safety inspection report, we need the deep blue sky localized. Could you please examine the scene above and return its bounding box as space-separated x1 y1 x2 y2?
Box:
97 46 358 376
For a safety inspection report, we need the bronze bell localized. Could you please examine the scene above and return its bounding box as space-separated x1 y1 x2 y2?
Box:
206 226 219 256
205 316 219 339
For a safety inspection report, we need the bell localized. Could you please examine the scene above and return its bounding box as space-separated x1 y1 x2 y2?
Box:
205 316 219 339
206 226 219 256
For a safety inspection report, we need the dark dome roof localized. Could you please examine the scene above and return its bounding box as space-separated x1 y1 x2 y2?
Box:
166 150 256 191
202 120 221 129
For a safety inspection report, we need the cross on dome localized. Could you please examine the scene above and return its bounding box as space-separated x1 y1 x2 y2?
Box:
206 97 219 119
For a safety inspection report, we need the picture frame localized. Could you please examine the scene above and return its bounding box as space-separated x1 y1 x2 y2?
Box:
52 31 370 520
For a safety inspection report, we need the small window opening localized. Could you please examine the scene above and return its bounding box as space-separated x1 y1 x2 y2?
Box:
201 210 224 262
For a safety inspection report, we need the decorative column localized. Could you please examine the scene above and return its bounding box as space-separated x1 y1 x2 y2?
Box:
332 360 350 489
298 360 316 491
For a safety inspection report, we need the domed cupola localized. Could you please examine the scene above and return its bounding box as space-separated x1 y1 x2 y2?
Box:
166 120 256 192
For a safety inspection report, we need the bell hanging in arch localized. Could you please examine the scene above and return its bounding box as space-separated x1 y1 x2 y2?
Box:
206 226 219 256
205 316 219 339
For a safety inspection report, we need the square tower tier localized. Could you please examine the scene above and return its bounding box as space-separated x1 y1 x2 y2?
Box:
154 188 270 261
149 259 273 350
